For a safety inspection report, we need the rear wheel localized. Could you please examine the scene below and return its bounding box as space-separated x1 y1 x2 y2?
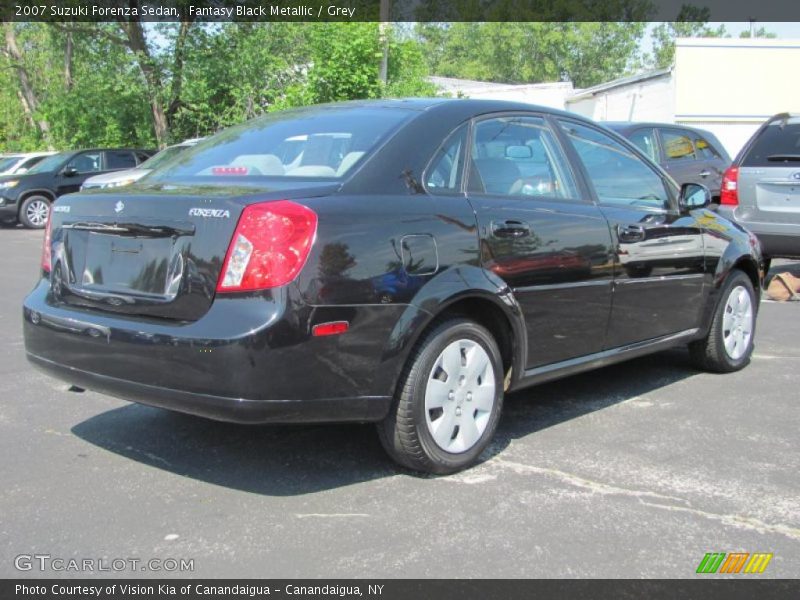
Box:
378 318 504 474
19 195 51 229
690 269 756 373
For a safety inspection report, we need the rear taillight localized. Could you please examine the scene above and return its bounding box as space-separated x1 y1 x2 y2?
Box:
720 166 739 206
217 200 317 292
41 213 52 273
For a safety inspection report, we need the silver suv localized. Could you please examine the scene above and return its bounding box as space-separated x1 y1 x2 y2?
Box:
718 113 800 268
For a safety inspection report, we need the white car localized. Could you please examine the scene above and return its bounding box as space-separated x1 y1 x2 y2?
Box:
0 152 57 176
80 138 204 191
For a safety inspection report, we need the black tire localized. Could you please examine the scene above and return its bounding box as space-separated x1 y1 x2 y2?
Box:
18 195 51 229
377 318 504 474
690 269 757 373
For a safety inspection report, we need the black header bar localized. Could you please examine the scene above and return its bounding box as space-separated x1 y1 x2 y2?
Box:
2 0 800 23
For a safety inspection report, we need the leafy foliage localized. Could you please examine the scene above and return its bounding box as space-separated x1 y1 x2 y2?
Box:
417 22 647 88
1 21 435 152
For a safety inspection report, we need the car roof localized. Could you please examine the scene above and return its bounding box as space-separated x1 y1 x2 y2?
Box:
2 151 57 158
603 121 718 135
281 97 591 122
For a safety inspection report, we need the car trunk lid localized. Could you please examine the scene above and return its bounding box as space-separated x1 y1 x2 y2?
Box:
738 166 800 224
46 183 336 321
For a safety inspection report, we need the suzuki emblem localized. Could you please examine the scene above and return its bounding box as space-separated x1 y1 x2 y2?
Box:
792 172 800 181
114 201 125 213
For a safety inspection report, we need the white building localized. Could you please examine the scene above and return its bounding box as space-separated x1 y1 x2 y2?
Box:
428 76 575 110
564 67 673 124
431 38 800 158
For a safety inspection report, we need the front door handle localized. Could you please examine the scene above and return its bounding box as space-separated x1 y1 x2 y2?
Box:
491 220 531 238
617 223 646 243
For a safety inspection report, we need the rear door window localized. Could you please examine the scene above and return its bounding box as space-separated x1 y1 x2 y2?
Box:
105 151 138 170
693 135 721 160
742 118 800 167
660 129 696 162
627 128 659 163
468 115 578 199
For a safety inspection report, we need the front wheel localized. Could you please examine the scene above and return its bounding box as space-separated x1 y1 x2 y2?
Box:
690 269 756 373
378 318 504 474
19 195 51 229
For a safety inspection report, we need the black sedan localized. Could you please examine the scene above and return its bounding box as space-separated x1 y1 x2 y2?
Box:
0 148 152 228
23 99 764 473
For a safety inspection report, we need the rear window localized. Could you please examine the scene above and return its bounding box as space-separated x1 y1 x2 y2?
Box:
147 107 413 183
139 145 188 170
742 117 800 167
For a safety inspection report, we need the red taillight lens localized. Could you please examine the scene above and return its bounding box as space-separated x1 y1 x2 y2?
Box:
720 166 739 206
41 213 52 273
312 321 350 337
217 200 317 292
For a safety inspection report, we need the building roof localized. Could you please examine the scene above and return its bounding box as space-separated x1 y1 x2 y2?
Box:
428 76 574 95
566 67 672 103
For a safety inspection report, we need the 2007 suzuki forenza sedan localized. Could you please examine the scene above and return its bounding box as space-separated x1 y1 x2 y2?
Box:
23 99 764 474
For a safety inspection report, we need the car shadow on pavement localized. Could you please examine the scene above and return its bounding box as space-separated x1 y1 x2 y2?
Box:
71 347 699 495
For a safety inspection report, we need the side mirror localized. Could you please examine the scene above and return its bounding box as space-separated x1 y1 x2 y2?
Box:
679 182 710 212
16 168 28 174
62 166 78 177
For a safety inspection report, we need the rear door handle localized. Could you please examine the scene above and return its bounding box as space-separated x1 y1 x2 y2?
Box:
699 170 711 178
617 224 646 243
491 220 531 238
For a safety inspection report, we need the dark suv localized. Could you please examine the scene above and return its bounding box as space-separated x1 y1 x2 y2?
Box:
604 123 731 203
0 148 152 228
717 113 800 267
23 100 763 473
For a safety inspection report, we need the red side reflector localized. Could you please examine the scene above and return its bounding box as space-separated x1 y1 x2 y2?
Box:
312 321 349 337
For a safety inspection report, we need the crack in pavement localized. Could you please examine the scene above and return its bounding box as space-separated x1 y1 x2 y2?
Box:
447 457 800 541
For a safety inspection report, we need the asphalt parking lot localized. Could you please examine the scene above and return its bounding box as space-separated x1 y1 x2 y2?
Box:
1 226 798 579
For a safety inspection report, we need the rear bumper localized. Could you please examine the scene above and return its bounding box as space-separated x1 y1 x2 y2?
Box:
717 207 800 258
23 279 404 423
27 352 390 423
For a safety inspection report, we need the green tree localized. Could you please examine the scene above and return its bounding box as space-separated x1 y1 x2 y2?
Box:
739 27 777 39
649 7 728 69
418 22 646 88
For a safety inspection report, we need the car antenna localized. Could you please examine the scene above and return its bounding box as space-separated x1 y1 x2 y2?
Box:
401 169 425 194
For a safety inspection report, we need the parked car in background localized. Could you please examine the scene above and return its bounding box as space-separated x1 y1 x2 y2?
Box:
604 122 731 203
0 148 152 228
24 99 763 474
80 138 205 191
0 152 57 177
717 113 800 269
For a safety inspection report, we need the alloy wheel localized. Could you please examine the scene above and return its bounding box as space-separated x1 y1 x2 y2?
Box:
26 200 49 227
